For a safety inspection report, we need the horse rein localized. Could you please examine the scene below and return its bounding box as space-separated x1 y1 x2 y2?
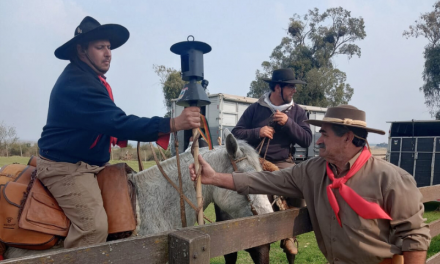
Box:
228 154 259 216
145 132 213 225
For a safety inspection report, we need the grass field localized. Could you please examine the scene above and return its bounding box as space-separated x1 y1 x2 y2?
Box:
1 156 439 263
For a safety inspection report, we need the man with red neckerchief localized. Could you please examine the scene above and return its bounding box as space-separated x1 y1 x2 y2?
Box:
189 105 431 264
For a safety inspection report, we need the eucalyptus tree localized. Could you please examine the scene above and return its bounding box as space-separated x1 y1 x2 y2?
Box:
248 7 365 107
154 65 186 118
403 1 440 118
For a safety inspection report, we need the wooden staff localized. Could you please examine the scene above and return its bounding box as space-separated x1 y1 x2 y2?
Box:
193 126 204 225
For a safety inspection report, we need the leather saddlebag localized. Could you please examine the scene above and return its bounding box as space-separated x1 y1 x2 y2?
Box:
0 179 58 250
97 163 137 238
18 178 70 237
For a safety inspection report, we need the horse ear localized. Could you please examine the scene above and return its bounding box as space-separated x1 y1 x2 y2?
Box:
226 133 238 158
225 132 244 159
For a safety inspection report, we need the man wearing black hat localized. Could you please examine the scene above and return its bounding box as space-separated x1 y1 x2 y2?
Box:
37 16 201 248
232 68 312 169
231 68 312 255
191 105 431 264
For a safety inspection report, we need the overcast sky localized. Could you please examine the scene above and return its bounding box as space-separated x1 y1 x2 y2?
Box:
0 0 435 144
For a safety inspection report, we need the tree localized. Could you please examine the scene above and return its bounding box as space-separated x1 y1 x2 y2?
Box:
248 7 366 107
153 65 186 117
403 1 440 117
300 67 354 106
0 122 19 157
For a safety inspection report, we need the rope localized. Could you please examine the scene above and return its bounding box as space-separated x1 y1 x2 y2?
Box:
149 143 213 224
173 117 187 227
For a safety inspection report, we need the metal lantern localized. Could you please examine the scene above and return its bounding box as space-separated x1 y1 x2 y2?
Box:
170 35 211 107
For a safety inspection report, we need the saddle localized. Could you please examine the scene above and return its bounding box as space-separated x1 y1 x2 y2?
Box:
0 157 137 253
0 157 60 250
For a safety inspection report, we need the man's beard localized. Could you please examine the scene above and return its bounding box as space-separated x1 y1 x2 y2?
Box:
283 95 293 104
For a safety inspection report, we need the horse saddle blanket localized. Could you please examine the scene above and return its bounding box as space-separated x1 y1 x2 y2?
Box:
0 158 137 250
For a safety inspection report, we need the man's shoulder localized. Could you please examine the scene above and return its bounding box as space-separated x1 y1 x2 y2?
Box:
369 156 417 186
243 100 264 112
55 63 100 89
370 156 411 176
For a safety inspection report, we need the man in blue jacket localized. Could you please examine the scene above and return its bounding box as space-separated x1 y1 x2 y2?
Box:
37 16 200 248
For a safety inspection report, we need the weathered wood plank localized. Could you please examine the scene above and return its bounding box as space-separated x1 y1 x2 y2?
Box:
429 219 440 238
192 207 312 258
427 251 440 264
169 229 210 264
2 231 170 264
420 185 440 203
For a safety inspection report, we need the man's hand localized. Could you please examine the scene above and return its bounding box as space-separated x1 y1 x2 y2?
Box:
189 155 236 190
273 110 289 126
259 126 275 139
189 155 216 185
173 107 201 132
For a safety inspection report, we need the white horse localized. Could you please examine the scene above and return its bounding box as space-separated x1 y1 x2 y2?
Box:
5 133 273 261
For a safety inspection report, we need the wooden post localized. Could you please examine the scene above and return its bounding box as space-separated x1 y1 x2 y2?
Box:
193 128 203 225
169 229 210 264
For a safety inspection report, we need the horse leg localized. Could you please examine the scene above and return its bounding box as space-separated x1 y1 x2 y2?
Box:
245 243 270 264
214 204 238 264
285 252 296 264
223 252 238 264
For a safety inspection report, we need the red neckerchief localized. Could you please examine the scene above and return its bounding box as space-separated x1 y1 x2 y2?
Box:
90 76 128 152
326 147 392 226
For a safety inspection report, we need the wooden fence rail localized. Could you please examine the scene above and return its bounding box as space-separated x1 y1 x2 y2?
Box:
2 185 440 264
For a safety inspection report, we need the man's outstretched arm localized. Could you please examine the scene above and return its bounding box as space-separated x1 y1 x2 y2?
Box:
189 154 303 198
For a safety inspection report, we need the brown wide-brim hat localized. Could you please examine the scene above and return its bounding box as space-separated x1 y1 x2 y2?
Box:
55 16 129 60
305 105 385 135
262 68 307 85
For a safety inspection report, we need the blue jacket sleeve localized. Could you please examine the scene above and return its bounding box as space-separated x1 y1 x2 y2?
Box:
59 82 170 142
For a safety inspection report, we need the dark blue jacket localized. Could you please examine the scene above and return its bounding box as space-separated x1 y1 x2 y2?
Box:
38 59 170 166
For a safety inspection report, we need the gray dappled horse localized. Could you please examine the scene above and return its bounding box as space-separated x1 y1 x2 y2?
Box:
5 134 274 263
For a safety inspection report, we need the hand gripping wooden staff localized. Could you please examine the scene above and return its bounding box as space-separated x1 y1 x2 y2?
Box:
171 36 212 225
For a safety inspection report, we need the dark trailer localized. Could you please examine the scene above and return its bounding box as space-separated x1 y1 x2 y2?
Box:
386 120 440 187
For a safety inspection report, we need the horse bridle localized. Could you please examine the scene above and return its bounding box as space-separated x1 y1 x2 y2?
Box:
228 155 247 172
227 154 259 216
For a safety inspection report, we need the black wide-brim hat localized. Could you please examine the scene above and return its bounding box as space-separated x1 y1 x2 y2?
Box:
305 105 385 135
262 68 307 85
55 16 129 60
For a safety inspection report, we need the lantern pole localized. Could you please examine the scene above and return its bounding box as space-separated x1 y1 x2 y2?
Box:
171 36 211 226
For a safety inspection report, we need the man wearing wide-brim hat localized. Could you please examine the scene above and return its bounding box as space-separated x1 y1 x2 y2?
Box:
191 105 431 263
231 68 311 255
232 68 311 170
37 16 201 248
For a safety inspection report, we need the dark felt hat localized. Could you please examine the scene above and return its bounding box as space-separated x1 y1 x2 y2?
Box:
305 105 385 135
262 68 307 85
54 16 129 60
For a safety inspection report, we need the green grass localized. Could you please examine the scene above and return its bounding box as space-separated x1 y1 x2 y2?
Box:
1 156 440 262
0 156 30 167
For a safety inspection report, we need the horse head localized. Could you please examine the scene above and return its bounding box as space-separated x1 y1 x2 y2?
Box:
203 129 273 219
